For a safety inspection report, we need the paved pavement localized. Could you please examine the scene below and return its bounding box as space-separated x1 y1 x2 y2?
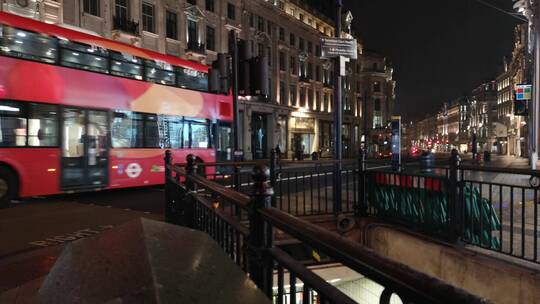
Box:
0 187 164 295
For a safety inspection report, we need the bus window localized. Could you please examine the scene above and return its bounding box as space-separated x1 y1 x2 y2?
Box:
110 52 143 80
146 60 176 86
0 101 26 147
59 41 109 73
191 122 209 148
28 103 58 147
182 122 190 148
144 114 160 148
0 26 57 63
88 110 108 157
168 116 184 148
111 111 143 148
63 108 85 157
158 115 183 149
177 67 208 92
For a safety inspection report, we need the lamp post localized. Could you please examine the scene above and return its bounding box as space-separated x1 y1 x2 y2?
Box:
230 31 241 161
513 0 538 169
333 0 343 214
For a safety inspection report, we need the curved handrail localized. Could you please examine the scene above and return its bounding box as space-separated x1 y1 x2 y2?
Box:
259 207 490 304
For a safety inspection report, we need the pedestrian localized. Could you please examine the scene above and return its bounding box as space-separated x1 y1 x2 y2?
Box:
275 144 281 161
471 133 478 163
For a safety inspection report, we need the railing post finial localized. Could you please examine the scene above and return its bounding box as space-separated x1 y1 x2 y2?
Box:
357 148 367 217
249 164 274 297
186 154 198 176
252 164 275 198
449 148 462 242
450 148 461 168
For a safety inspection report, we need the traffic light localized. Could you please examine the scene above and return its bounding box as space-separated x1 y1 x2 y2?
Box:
249 56 269 97
208 53 230 94
237 39 251 96
208 65 220 93
217 53 229 95
514 99 528 116
208 40 269 97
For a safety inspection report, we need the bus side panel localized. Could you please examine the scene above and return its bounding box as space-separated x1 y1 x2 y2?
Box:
0 57 232 122
0 148 60 197
108 149 215 189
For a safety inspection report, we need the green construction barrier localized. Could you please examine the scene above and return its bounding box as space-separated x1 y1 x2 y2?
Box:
462 184 501 250
367 173 501 249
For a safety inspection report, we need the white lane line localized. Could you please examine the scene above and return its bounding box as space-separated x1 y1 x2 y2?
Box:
217 171 355 188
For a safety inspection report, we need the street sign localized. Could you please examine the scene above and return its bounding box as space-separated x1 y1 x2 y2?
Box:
515 84 532 100
320 37 358 59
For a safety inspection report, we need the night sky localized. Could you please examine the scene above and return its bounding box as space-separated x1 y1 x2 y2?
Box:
342 0 524 122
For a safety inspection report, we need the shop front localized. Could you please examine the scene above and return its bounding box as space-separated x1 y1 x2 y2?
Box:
289 116 316 159
319 120 333 158
251 112 269 160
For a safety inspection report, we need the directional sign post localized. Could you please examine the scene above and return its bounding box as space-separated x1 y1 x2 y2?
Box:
320 37 358 60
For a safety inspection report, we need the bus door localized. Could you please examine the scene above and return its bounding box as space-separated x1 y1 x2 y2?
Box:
61 108 109 189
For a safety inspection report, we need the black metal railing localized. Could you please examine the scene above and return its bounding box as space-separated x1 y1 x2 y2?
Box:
164 151 489 304
458 164 540 263
186 41 206 54
112 15 139 36
168 148 540 265
196 152 358 217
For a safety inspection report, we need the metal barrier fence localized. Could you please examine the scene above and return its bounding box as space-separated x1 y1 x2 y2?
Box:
164 151 488 304
197 151 358 216
458 165 539 263
168 149 540 265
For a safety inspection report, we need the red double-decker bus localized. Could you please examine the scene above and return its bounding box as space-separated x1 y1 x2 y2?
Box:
0 12 233 207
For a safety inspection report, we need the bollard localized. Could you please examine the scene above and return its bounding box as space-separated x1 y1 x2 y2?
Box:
448 148 462 242
356 148 367 217
483 150 491 162
248 164 274 298
420 151 434 173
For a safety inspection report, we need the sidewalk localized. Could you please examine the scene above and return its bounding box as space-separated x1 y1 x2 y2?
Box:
0 200 161 295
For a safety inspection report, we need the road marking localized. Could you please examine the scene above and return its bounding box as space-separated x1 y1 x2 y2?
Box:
29 225 114 247
216 171 355 188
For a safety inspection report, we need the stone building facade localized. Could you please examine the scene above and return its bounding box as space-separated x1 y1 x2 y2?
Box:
495 23 531 157
0 0 395 159
469 81 497 151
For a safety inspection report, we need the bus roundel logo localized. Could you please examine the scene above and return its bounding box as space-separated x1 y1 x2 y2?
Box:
126 163 142 178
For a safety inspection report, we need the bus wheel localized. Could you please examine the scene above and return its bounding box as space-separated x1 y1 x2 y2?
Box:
0 167 17 208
